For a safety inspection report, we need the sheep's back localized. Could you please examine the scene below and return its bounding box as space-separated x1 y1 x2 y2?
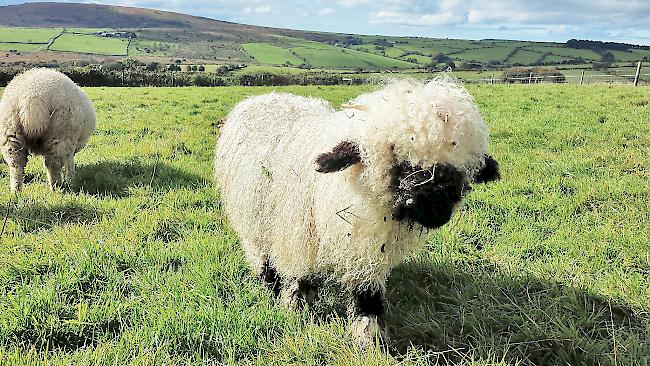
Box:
0 68 95 144
215 92 342 276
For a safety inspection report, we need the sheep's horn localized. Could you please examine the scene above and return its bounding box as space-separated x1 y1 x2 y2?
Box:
342 104 369 112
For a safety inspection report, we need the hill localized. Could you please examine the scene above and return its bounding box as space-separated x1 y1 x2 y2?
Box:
0 2 649 70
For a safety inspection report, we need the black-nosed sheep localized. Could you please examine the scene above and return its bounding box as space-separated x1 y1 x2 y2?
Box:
0 68 96 191
214 79 500 347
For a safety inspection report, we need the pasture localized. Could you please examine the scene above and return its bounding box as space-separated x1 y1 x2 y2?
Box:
0 84 648 365
0 27 61 44
243 38 415 69
48 34 129 56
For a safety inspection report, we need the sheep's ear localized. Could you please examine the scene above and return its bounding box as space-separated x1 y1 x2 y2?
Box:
315 141 361 173
474 155 500 183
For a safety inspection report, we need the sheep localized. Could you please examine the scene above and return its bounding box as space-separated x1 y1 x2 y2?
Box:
214 79 500 347
0 68 96 192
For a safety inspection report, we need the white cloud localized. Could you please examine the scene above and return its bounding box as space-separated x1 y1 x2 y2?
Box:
336 0 371 8
318 7 336 15
242 5 273 14
369 10 466 26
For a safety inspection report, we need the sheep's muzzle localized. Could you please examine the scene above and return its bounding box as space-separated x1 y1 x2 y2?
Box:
389 162 469 229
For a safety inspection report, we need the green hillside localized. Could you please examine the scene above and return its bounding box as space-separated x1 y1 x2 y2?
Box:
0 2 648 70
49 33 129 56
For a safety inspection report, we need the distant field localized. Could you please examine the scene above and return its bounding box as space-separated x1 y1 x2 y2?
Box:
526 46 601 61
453 46 517 63
290 39 414 69
243 38 415 69
130 39 182 57
0 42 44 52
49 33 128 56
242 43 304 66
0 27 61 43
0 24 648 69
508 49 544 65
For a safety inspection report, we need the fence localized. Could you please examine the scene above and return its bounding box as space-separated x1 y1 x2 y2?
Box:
472 74 650 85
469 62 647 85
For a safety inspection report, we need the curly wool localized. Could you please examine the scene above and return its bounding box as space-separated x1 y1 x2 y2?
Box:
0 68 96 188
215 79 490 290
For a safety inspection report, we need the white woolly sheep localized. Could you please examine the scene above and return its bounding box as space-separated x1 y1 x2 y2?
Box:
214 79 500 347
0 68 96 191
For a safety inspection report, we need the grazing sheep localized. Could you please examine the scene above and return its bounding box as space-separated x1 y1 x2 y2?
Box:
214 79 500 347
0 68 96 191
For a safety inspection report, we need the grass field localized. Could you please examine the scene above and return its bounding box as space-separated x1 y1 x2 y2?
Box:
0 27 61 43
508 49 544 65
242 43 304 65
49 34 128 56
453 46 517 63
244 38 416 69
0 85 648 365
0 42 44 52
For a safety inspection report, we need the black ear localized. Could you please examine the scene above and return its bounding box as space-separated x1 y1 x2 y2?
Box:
315 141 362 173
474 155 500 183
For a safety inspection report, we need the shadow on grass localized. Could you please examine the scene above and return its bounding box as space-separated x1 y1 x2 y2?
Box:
70 160 207 198
11 202 104 233
383 260 648 365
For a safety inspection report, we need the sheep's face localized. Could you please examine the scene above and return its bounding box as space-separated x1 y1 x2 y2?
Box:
389 162 469 229
315 141 500 229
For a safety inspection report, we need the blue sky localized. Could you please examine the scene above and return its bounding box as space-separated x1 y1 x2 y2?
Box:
2 0 649 45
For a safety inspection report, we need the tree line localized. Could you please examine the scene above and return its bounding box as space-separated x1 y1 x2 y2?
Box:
0 65 369 87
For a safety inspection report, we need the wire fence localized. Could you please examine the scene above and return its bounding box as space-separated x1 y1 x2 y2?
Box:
468 71 649 85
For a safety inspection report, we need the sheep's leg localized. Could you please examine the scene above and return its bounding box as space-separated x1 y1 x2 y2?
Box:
280 278 302 309
43 155 64 191
2 136 28 192
348 286 387 348
64 154 75 181
260 256 281 297
279 277 320 310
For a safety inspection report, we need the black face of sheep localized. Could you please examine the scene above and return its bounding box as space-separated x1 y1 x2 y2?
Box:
389 162 469 229
315 141 501 229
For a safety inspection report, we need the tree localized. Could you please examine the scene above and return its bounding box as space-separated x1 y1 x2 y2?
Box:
601 52 615 63
146 62 160 71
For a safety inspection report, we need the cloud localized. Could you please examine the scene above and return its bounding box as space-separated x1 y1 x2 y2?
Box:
318 7 336 15
242 5 273 14
369 10 466 26
336 0 371 8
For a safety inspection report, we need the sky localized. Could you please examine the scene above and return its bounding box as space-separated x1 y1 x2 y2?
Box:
1 0 649 45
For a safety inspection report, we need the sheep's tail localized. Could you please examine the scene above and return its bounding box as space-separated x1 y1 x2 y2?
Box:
18 96 51 136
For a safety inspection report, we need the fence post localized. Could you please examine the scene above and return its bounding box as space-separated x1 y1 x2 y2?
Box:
634 61 642 86
528 73 533 84
580 70 585 85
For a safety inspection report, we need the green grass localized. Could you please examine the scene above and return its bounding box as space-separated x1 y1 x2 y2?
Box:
49 34 128 56
606 49 650 62
526 46 601 61
241 43 304 66
289 42 414 69
508 49 544 65
0 85 649 365
0 42 44 52
129 39 181 58
453 46 517 63
246 38 416 69
0 27 61 43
